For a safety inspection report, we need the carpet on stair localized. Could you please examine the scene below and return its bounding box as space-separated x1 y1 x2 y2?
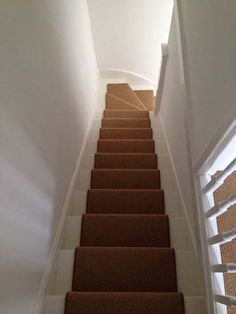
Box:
106 93 141 111
107 83 145 110
65 292 185 314
104 110 149 119
134 90 154 111
86 189 165 214
97 139 155 153
72 247 177 292
91 169 160 189
102 118 151 128
80 214 170 247
94 153 157 169
100 128 153 139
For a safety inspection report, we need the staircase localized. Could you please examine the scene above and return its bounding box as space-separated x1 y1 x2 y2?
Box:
64 83 185 314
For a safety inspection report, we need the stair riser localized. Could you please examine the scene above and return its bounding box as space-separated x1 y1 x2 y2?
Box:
81 215 170 247
100 128 153 139
91 170 160 189
65 293 185 314
86 190 165 214
98 140 155 153
102 119 151 128
104 110 149 119
94 154 157 169
73 248 177 292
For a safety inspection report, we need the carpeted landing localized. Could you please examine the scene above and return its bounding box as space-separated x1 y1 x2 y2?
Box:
65 83 185 314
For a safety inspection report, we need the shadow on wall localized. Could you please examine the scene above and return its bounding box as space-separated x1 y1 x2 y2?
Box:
0 1 98 313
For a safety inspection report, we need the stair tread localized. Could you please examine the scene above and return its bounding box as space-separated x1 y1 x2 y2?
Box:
81 214 170 247
87 189 165 214
91 169 160 189
72 247 177 292
102 118 150 120
104 110 149 119
99 129 153 141
99 139 154 141
95 153 157 169
102 118 151 128
98 139 155 153
65 292 184 314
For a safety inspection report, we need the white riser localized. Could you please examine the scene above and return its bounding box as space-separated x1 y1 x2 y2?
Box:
95 110 104 120
160 171 177 191
43 295 207 314
69 191 87 216
176 251 205 297
169 218 193 250
84 141 98 155
164 191 184 217
158 154 172 171
150 117 165 142
43 296 65 314
80 155 95 171
53 250 74 295
75 171 91 190
61 216 82 249
91 119 101 129
184 297 207 314
88 128 100 142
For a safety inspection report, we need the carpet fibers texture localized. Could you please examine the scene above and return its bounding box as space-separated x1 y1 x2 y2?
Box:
65 83 185 313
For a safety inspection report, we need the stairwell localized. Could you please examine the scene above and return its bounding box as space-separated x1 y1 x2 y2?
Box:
65 83 184 313
43 82 206 314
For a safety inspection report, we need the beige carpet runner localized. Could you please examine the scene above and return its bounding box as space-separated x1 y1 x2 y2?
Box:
65 83 185 314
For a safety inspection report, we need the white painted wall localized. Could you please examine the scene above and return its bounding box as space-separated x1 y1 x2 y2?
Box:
157 0 236 244
157 4 236 312
0 1 98 314
87 0 173 83
179 0 236 166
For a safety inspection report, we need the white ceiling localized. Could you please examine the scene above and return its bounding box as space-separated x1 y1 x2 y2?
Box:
87 0 173 83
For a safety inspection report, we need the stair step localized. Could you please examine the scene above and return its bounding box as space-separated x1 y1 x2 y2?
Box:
72 247 177 292
107 83 145 110
87 189 165 214
102 118 151 128
91 169 160 189
100 128 152 140
97 139 155 153
80 214 170 247
135 90 154 111
104 110 149 119
94 153 157 169
106 93 140 111
65 292 184 314
100 128 153 139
